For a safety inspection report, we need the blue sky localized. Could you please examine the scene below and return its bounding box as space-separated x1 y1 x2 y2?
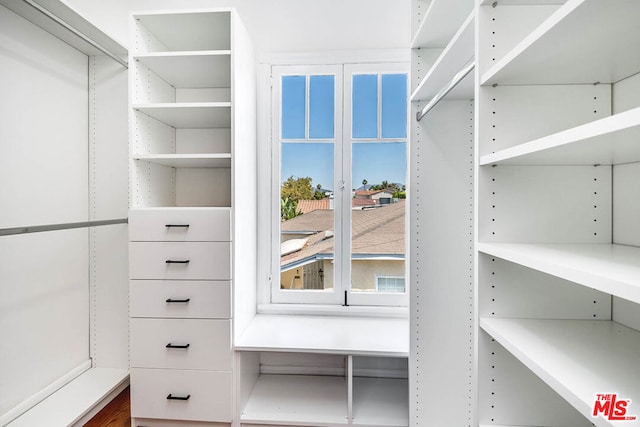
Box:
281 73 407 191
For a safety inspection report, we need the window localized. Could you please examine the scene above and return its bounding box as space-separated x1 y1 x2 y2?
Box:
376 276 406 293
271 63 408 306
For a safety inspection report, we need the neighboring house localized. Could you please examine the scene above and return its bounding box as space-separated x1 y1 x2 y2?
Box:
280 201 405 293
354 189 394 200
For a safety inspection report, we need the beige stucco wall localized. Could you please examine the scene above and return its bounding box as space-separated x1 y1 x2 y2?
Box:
280 259 404 291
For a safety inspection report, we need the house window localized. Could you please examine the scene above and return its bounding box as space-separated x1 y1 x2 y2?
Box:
376 276 406 293
272 63 408 306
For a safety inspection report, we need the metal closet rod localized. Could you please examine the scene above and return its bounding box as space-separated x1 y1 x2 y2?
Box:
0 218 128 237
416 61 475 122
21 0 128 68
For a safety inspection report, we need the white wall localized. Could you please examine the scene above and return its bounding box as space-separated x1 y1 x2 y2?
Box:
62 0 410 53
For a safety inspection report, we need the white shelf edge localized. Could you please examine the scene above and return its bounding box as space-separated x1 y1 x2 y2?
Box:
411 11 475 102
477 242 640 305
133 102 231 109
6 368 129 427
479 106 640 165
480 317 640 427
132 153 232 168
132 50 231 59
480 0 582 85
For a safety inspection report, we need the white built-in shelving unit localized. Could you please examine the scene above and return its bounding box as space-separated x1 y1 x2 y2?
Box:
412 0 640 426
129 8 256 426
474 0 640 426
409 0 475 426
236 316 409 427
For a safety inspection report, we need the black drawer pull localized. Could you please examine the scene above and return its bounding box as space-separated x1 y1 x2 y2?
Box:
166 298 190 303
165 224 190 228
165 260 190 264
167 394 190 401
166 343 190 349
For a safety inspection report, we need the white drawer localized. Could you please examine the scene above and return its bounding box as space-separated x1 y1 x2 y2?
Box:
129 208 231 242
131 318 231 370
130 368 232 422
130 242 231 280
130 280 231 319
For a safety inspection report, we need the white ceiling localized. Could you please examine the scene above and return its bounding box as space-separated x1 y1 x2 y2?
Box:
63 0 410 53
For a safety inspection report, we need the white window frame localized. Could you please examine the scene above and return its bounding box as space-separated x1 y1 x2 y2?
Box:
271 64 344 305
344 63 410 307
266 59 409 308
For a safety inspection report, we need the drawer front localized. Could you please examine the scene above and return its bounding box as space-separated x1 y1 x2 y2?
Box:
131 318 231 370
129 208 231 242
130 242 231 280
130 280 231 319
130 368 232 422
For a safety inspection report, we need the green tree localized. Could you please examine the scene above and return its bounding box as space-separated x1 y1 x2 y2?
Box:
281 197 302 221
281 176 314 202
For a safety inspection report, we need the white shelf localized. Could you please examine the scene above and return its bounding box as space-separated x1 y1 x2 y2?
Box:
133 153 231 168
134 10 231 52
411 0 474 48
477 243 640 305
481 0 640 85
235 315 409 357
411 12 474 102
7 368 129 427
480 317 640 427
134 51 231 88
480 106 640 165
241 374 348 426
133 102 231 128
352 378 408 427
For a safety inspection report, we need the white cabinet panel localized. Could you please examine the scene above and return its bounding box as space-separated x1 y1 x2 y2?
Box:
130 318 231 371
130 368 232 423
130 280 231 319
129 208 231 242
129 242 231 280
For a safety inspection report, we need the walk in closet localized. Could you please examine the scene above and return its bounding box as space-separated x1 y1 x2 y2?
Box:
0 1 129 426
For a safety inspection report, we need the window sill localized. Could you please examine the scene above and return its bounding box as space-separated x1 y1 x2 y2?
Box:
235 313 409 357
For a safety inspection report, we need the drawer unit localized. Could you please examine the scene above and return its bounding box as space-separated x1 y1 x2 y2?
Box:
130 318 232 370
129 242 231 280
130 280 231 319
129 208 231 242
130 368 233 422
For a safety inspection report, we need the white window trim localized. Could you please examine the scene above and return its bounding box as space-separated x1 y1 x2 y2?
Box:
271 64 344 305
255 50 410 313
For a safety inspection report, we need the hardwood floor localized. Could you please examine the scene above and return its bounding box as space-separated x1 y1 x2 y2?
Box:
84 386 130 427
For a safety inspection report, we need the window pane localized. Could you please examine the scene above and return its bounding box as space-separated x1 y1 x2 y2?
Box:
280 143 334 291
309 75 334 139
381 74 407 139
352 74 378 138
281 75 306 139
351 142 406 294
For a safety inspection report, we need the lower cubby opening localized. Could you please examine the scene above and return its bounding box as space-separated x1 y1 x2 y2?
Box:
239 352 408 427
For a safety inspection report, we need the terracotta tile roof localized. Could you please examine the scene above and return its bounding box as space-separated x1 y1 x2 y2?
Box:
281 201 405 268
296 198 330 214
